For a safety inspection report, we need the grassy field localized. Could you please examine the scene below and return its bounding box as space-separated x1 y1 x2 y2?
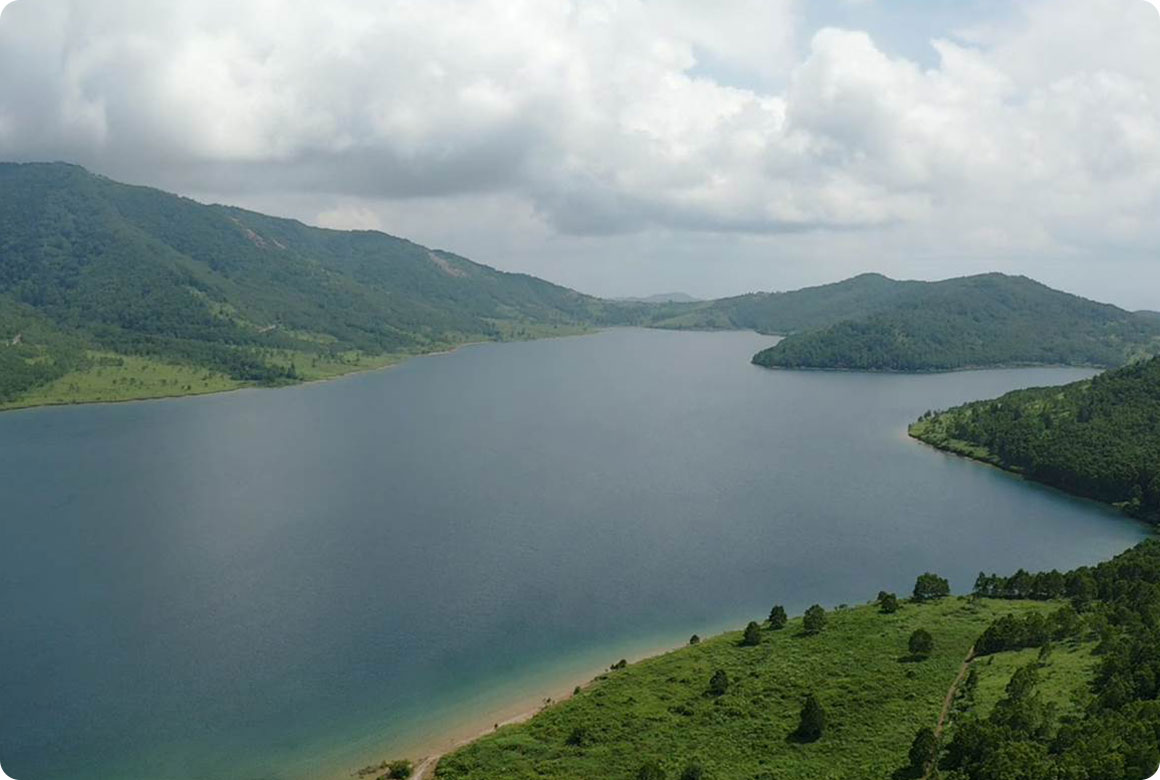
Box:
0 352 243 411
0 323 595 413
969 637 1098 721
434 598 1060 780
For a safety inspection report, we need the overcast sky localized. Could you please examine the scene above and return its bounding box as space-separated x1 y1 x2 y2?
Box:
1 0 1158 308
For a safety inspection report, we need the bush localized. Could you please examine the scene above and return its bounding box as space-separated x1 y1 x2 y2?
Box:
877 591 899 614
802 604 827 634
637 760 666 780
680 762 705 780
909 629 934 658
908 727 937 772
708 669 729 696
913 573 951 602
741 621 762 647
565 726 593 747
796 694 825 742
768 604 787 629
689 634 700 645
385 759 413 779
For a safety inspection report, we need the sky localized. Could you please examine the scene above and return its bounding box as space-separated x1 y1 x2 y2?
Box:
0 0 1158 309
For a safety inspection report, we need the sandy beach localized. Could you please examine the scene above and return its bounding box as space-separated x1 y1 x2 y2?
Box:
327 635 699 780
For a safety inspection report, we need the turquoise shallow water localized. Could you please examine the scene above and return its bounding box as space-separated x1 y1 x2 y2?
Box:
0 329 1148 780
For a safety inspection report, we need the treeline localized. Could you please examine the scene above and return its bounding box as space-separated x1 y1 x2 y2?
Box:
912 357 1160 522
752 273 1160 372
940 540 1160 779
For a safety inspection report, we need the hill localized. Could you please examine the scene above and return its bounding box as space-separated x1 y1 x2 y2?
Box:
617 292 701 304
0 163 655 408
751 274 1160 372
910 356 1160 522
647 273 918 333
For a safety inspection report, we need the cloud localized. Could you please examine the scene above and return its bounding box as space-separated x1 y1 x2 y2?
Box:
0 0 1158 299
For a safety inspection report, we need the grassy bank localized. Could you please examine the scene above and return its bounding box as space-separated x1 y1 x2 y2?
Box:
0 324 592 413
432 598 1060 780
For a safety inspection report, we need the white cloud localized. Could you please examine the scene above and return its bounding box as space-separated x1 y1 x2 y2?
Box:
0 0 1158 306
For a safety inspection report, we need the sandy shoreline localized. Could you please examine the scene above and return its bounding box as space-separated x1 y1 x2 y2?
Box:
327 635 696 780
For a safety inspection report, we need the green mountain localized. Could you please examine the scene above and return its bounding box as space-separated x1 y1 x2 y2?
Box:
0 162 652 406
751 274 1160 371
648 272 918 333
910 356 1160 522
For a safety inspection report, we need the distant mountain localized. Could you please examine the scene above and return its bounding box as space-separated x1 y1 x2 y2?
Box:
616 292 700 304
0 162 654 405
647 273 917 333
911 356 1160 521
750 274 1160 371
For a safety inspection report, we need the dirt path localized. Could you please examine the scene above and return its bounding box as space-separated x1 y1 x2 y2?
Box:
922 645 976 780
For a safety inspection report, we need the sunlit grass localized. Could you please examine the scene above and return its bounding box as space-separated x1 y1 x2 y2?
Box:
436 598 1058 780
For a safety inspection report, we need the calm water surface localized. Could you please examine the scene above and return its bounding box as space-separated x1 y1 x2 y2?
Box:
0 329 1148 779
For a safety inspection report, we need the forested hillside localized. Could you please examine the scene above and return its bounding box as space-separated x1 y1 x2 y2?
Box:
910 357 1160 522
648 272 919 333
752 274 1160 372
0 163 660 406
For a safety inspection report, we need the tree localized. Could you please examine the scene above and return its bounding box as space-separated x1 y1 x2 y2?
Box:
769 604 787 629
878 591 899 614
913 573 951 602
796 694 826 742
909 629 934 658
637 760 666 780
741 621 762 647
802 604 827 634
708 669 729 696
689 634 700 645
680 763 705 780
909 727 937 773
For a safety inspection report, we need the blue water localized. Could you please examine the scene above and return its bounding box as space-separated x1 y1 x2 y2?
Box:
0 329 1148 780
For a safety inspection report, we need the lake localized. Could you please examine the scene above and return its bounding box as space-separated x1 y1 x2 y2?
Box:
0 329 1148 780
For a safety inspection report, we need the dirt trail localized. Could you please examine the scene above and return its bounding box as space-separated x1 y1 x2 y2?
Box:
922 645 976 780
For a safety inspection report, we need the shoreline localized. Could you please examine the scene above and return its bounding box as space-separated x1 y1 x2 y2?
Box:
0 329 597 416
907 427 1157 531
325 635 696 780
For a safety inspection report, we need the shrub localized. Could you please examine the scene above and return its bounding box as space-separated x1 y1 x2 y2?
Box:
877 591 899 614
689 634 700 645
680 762 705 780
802 604 827 635
796 694 825 742
741 621 762 647
708 669 729 696
768 605 787 629
385 759 413 779
637 760 666 780
908 727 937 772
566 726 593 747
909 629 934 658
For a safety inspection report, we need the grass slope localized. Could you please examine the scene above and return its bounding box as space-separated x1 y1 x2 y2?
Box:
435 598 1056 780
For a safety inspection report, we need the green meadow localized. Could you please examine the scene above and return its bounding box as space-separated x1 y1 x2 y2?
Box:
435 597 1061 780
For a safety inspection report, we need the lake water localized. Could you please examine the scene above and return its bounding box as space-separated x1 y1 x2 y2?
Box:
0 329 1148 780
